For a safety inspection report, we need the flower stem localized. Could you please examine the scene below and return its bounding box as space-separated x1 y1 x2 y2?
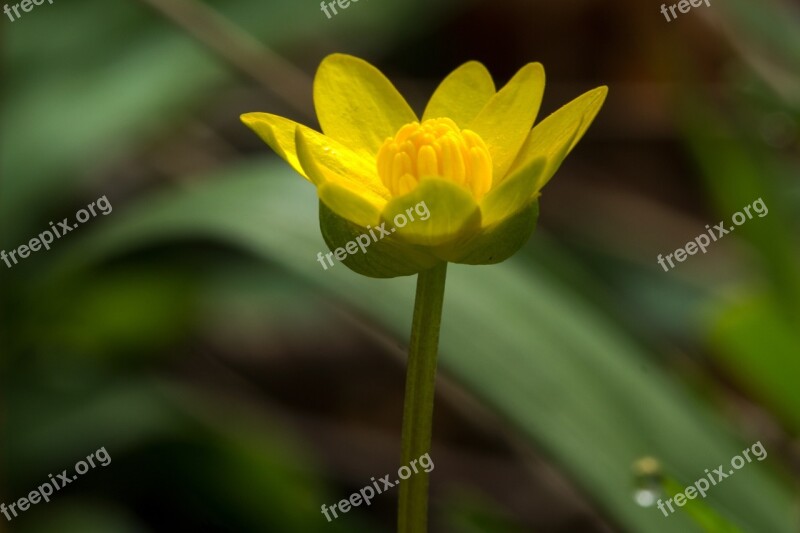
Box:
398 261 448 533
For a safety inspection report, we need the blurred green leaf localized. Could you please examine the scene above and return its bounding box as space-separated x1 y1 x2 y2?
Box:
719 0 800 73
711 294 800 431
681 79 800 437
662 477 744 533
57 159 796 533
31 269 197 361
681 95 800 316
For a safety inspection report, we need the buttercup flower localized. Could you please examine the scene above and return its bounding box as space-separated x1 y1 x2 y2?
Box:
241 54 607 278
242 54 607 532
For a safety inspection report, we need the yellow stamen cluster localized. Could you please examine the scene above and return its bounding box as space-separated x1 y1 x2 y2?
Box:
376 118 493 199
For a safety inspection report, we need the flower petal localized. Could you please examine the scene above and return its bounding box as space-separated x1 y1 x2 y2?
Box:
508 86 608 194
240 112 308 179
486 117 581 218
382 178 480 248
422 61 495 126
295 128 391 205
314 53 417 160
317 181 382 229
468 62 545 181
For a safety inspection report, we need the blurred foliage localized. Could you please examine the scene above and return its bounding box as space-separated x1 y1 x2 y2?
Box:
2 0 799 532
661 477 744 533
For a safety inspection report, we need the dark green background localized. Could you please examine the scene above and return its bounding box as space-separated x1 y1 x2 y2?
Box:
2 0 799 531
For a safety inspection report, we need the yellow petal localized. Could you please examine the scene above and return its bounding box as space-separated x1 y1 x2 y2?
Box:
485 120 581 224
563 86 608 155
509 86 608 193
382 178 480 247
468 63 545 181
314 54 417 160
422 61 495 126
317 182 382 228
240 112 308 180
295 128 391 205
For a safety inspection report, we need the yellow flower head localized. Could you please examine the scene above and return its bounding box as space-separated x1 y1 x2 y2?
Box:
242 54 607 277
376 117 494 199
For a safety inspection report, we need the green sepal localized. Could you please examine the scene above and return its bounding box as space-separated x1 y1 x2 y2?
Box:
444 199 539 265
319 201 440 278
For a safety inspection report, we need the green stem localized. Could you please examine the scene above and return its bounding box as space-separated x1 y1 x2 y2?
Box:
398 261 448 533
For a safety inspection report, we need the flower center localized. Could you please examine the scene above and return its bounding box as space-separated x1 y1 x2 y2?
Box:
376 118 493 199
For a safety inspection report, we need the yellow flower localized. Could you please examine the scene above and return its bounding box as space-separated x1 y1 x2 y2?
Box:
241 54 607 277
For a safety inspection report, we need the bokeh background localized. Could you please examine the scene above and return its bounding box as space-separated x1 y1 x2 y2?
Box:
2 0 799 531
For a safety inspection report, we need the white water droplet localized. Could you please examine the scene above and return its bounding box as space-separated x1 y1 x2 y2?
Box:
633 487 658 507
